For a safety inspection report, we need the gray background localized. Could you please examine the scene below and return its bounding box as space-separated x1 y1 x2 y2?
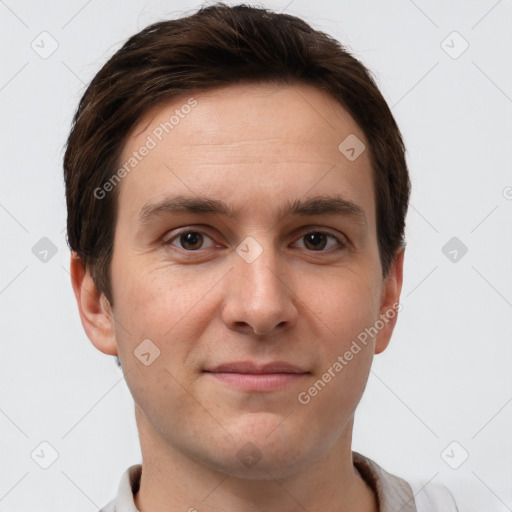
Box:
1 0 511 510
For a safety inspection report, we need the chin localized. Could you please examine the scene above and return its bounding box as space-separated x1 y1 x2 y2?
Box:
204 415 313 479
206 445 309 481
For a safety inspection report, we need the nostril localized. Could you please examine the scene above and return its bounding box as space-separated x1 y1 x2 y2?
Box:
233 322 253 333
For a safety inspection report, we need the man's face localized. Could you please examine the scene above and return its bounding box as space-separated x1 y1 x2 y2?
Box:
88 83 402 478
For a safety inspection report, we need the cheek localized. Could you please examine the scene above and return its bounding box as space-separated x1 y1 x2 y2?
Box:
305 266 381 345
303 349 374 445
297 268 379 403
110 261 211 433
296 275 378 431
112 256 215 343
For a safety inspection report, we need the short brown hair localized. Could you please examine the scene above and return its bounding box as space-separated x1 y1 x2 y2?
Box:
64 2 410 306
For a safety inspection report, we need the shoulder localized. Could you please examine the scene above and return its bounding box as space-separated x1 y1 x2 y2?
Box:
409 480 458 512
353 451 417 512
353 452 459 512
98 498 116 512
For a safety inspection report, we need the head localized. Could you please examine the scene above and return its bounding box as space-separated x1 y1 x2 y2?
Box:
66 3 409 478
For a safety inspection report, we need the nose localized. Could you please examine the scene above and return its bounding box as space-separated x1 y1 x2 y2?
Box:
221 239 298 337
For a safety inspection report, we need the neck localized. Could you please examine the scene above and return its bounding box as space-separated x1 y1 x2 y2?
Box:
133 407 378 512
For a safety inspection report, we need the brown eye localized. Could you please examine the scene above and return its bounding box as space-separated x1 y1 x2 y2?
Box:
295 231 343 252
178 232 203 250
303 232 328 250
166 231 215 251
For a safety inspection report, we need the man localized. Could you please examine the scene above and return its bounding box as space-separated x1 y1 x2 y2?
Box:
64 3 457 511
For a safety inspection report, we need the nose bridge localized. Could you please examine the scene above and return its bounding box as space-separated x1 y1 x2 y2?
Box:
223 234 296 335
239 237 281 295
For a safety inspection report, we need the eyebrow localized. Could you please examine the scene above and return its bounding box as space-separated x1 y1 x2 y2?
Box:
138 194 367 228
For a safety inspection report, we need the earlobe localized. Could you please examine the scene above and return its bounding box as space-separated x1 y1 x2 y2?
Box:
374 247 405 355
69 252 118 356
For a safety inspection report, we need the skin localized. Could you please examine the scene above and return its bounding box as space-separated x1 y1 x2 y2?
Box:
71 82 404 512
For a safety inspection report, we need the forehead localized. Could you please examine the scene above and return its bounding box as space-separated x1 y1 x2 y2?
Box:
115 82 375 228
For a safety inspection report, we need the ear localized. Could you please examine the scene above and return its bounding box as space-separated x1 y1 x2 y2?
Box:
374 247 405 355
69 252 118 356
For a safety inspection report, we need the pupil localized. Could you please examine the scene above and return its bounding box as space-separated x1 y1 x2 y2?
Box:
305 233 326 250
181 232 202 250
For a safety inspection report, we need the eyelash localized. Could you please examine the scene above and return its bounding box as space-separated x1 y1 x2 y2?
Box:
163 228 347 253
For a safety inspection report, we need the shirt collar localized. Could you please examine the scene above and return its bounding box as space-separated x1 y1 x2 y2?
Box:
353 451 416 512
112 464 141 512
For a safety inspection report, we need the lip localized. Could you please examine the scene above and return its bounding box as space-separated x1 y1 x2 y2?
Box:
205 361 307 374
203 361 309 392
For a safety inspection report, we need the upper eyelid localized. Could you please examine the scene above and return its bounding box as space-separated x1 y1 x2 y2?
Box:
291 230 345 245
164 227 217 244
165 229 217 249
